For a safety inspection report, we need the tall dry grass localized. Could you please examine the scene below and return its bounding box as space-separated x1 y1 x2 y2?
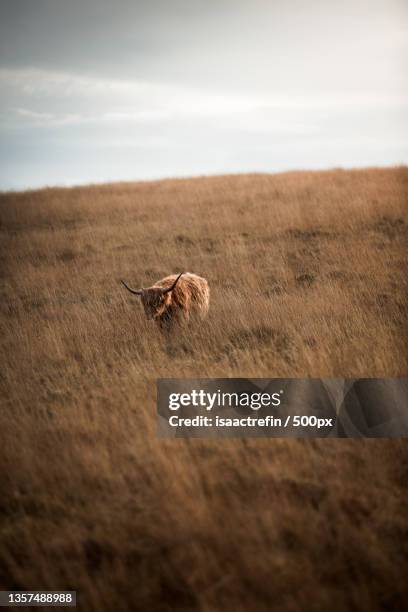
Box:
0 167 407 611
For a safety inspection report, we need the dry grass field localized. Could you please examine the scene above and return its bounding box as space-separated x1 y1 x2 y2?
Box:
0 167 407 611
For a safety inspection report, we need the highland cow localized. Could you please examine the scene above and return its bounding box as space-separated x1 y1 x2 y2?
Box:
121 272 209 330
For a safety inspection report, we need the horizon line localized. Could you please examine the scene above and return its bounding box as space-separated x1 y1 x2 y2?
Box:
1 162 407 195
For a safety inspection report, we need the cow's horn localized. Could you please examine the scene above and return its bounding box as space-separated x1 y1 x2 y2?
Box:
121 280 143 295
163 272 184 294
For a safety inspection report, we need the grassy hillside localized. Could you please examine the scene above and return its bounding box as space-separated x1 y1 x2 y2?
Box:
0 167 407 610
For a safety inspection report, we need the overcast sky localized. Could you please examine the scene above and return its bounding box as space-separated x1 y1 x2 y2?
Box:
0 0 407 190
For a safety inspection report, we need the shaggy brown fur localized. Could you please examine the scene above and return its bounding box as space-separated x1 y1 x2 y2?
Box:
121 272 210 330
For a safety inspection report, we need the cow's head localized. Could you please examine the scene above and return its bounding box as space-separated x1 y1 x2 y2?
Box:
121 273 183 320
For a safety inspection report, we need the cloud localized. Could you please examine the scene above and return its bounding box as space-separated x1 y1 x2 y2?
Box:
3 67 407 128
0 1 407 188
16 108 54 121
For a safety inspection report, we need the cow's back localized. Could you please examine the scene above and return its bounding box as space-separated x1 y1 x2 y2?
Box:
156 273 209 318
